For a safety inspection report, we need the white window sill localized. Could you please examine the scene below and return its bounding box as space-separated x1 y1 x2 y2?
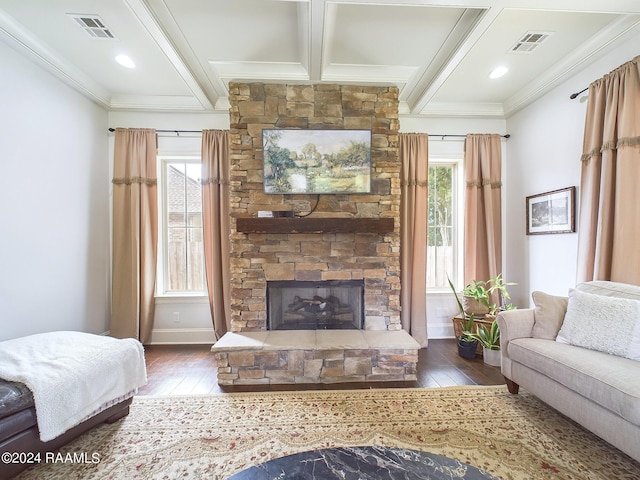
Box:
155 294 209 305
426 290 456 296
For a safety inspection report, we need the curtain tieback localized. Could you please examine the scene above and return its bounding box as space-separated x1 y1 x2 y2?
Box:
201 177 230 186
401 180 428 187
466 179 502 188
112 176 157 186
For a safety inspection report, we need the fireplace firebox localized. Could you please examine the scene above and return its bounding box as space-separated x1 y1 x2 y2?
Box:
267 280 364 330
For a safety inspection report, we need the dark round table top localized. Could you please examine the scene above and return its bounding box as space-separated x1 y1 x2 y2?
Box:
228 445 499 479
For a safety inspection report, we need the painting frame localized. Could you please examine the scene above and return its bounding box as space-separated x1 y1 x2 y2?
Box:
262 129 372 195
526 186 576 235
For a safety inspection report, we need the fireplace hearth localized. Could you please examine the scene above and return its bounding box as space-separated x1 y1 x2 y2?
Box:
267 280 364 330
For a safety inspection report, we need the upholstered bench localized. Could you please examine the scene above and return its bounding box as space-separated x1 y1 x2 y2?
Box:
0 331 146 478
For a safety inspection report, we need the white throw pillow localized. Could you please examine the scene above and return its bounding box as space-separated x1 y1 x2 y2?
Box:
556 288 640 360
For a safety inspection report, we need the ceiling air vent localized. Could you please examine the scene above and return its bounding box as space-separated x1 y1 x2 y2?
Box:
68 14 116 40
510 31 552 53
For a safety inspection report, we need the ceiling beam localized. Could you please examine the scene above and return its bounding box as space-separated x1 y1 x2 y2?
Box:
411 5 503 114
144 0 227 109
309 0 328 82
123 0 213 110
402 7 484 112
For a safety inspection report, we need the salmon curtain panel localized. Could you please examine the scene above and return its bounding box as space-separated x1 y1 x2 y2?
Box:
201 130 231 340
577 55 640 284
464 134 502 285
399 133 429 347
111 128 158 343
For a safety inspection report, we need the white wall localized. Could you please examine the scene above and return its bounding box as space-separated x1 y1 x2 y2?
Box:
504 29 640 307
0 41 109 341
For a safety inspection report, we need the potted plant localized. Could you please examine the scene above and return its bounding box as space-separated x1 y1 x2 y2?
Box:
457 315 478 359
462 279 492 316
462 274 517 317
464 320 501 367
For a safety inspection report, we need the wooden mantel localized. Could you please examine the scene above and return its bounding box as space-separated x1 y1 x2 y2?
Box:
235 217 394 234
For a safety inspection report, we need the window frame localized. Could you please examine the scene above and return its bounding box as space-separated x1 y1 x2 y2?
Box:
156 155 207 298
426 157 464 293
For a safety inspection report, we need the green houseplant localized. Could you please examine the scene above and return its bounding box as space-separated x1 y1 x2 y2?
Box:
448 274 514 362
463 320 501 366
462 274 517 317
447 276 479 359
456 314 478 359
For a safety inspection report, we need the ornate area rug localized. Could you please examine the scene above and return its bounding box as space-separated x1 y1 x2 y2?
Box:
16 386 640 480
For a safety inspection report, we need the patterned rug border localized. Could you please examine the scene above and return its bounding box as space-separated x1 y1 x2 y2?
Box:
132 384 511 401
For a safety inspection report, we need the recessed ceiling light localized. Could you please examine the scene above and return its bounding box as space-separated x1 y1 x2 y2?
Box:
489 66 508 79
115 54 135 69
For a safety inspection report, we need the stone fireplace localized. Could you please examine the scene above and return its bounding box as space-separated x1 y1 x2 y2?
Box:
228 82 400 333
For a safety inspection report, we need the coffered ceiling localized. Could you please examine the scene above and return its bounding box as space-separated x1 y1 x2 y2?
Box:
1 0 639 117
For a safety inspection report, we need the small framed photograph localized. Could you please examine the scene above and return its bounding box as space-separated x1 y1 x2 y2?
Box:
526 186 576 235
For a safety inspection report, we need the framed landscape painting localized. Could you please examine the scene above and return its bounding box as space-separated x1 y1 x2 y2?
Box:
263 129 371 194
526 186 576 235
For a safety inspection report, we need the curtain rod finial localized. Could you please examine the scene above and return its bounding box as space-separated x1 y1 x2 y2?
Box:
570 87 588 99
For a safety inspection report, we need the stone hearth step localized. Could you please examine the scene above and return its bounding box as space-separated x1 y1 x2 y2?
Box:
211 330 420 385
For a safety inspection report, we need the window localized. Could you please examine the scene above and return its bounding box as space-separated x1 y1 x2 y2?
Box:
427 160 462 290
157 157 205 295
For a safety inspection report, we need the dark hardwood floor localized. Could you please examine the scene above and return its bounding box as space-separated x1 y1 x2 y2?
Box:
138 338 505 395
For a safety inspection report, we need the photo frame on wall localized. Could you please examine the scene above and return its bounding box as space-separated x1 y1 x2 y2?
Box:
526 186 576 235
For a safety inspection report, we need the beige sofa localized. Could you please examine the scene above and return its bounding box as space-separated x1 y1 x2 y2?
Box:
496 281 640 462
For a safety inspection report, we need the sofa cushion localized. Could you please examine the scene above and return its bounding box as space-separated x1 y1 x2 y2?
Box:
508 338 640 426
556 289 640 360
531 291 568 339
576 280 640 300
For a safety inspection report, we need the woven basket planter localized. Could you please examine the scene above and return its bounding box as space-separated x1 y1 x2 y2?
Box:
462 295 491 316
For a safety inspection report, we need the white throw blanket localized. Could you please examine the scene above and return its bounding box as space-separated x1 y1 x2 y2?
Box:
0 331 147 441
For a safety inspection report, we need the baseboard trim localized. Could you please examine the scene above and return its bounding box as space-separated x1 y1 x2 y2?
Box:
147 328 216 345
427 321 455 339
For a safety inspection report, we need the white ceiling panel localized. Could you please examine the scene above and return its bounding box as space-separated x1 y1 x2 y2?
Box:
163 0 302 63
328 4 468 66
429 9 620 105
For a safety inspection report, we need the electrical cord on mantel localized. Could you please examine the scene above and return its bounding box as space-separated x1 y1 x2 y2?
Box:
296 195 321 218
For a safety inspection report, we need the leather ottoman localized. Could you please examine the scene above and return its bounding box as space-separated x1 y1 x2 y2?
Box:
0 379 37 446
0 378 132 478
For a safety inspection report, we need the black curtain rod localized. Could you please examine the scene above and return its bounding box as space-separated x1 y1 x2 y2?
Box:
431 134 510 139
570 87 588 99
108 128 202 134
107 128 511 139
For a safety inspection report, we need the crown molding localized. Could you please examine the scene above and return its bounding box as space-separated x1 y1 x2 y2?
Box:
420 102 505 117
322 63 417 85
109 95 206 111
503 14 640 117
209 61 310 83
0 10 111 108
